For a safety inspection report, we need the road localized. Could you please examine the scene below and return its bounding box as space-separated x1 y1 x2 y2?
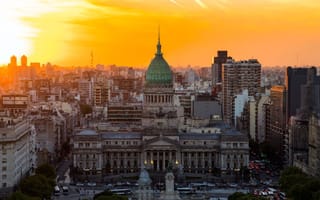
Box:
56 159 72 182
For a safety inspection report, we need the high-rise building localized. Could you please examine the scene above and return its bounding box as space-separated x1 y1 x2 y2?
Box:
288 67 320 165
266 85 287 163
222 59 261 126
10 55 17 67
93 82 110 106
286 67 318 122
212 51 231 85
21 55 27 67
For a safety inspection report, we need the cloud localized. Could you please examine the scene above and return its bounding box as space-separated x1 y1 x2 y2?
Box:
195 0 208 9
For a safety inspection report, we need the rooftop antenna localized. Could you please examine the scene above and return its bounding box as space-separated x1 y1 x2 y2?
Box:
90 50 94 68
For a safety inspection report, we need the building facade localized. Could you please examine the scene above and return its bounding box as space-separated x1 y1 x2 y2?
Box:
72 34 250 181
0 119 36 194
266 85 287 163
222 59 261 126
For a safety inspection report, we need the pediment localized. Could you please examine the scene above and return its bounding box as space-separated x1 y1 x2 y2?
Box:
148 139 175 146
144 136 179 147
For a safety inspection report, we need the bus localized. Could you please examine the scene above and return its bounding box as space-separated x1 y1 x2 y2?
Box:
177 187 195 195
109 188 132 195
54 186 60 196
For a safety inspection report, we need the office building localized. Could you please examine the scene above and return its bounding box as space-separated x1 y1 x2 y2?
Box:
222 59 261 126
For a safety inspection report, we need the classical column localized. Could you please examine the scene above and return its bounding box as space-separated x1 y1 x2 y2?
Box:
202 152 205 172
110 152 113 169
188 152 191 169
195 152 198 172
169 151 172 161
157 151 160 171
209 152 212 168
124 152 127 171
151 151 154 170
163 151 166 170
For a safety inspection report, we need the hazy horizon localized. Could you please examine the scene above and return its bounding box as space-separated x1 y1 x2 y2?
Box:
1 0 320 67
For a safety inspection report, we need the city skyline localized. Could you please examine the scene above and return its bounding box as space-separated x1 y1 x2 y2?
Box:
1 0 320 67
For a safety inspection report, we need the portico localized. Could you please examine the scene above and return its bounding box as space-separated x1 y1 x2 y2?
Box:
142 137 181 172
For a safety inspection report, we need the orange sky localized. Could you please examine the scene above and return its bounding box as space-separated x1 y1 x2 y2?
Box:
1 0 320 67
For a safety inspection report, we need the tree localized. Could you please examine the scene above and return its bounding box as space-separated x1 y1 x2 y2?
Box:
20 175 54 199
94 191 128 200
8 191 40 200
35 163 56 179
228 192 267 200
279 166 320 200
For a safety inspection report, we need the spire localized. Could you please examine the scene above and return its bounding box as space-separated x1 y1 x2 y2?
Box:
156 26 162 56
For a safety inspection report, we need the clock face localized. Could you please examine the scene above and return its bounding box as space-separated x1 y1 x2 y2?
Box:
167 175 173 181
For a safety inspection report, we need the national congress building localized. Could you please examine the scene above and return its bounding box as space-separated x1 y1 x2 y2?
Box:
72 34 249 180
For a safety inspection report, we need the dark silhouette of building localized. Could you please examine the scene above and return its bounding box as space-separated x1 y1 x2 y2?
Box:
266 85 287 164
212 50 231 85
21 55 27 67
288 67 320 165
286 67 318 122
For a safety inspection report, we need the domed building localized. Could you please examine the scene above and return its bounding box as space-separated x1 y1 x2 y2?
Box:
142 32 184 129
145 34 173 86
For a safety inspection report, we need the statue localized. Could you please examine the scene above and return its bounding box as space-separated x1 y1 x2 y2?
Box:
159 167 181 200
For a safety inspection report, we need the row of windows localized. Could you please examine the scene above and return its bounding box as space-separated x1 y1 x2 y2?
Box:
226 154 245 159
78 142 97 148
226 142 246 148
105 152 138 157
105 141 139 145
182 141 216 145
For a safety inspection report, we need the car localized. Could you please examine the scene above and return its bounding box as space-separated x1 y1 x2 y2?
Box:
76 182 84 186
87 182 97 187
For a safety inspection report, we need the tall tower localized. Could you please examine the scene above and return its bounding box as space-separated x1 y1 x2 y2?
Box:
21 55 27 67
286 67 318 122
212 50 231 85
222 59 261 126
10 55 17 67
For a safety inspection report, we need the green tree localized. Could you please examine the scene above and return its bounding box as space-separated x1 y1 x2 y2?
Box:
20 175 54 199
35 163 56 179
228 192 267 200
8 191 40 200
94 191 128 200
279 167 320 200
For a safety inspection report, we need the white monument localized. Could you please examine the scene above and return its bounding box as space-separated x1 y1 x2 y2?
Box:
159 172 181 200
136 166 153 200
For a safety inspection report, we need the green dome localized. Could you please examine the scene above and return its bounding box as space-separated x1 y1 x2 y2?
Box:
146 37 173 85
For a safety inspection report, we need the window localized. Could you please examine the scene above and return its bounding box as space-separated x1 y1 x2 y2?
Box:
2 167 6 171
2 183 6 188
2 174 6 179
233 143 237 148
79 143 83 147
85 143 90 147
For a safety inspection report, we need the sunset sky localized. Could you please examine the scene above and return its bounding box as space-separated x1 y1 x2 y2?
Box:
1 0 320 67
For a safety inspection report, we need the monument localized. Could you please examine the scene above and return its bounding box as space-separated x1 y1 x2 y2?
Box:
136 166 153 200
159 163 181 200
